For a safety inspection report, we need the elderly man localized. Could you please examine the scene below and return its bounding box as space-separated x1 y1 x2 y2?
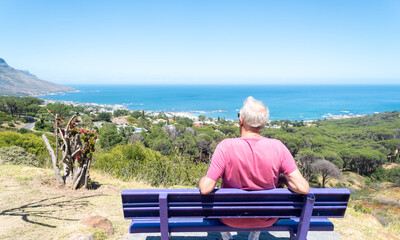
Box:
199 96 309 240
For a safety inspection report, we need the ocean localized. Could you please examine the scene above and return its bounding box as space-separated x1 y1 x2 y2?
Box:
41 84 400 121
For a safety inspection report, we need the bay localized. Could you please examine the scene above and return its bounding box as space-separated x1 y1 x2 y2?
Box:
41 84 400 121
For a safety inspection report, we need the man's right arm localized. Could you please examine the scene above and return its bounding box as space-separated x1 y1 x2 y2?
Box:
283 169 310 194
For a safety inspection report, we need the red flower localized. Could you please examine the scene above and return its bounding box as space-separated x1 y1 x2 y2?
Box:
76 156 80 159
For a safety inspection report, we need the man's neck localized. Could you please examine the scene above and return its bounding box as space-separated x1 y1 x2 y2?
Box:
240 128 262 138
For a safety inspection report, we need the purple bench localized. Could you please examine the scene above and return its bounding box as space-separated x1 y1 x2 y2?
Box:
121 188 350 240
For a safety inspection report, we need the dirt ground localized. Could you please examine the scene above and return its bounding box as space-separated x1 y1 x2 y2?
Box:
0 165 154 240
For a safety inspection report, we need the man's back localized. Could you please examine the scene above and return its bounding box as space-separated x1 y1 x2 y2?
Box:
205 137 298 228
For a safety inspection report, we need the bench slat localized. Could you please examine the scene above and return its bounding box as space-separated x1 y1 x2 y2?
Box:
129 218 334 234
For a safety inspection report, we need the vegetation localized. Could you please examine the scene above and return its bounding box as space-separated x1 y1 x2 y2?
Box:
1 96 400 236
1 96 400 189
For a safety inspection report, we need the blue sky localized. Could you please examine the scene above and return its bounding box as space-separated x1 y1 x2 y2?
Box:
1 0 399 84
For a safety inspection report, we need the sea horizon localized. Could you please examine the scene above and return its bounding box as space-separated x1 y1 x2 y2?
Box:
40 84 400 121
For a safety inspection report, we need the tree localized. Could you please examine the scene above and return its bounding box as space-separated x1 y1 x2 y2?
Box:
126 116 137 125
151 138 172 155
113 109 130 117
198 115 206 123
97 112 112 122
80 114 94 128
311 159 343 187
175 116 194 127
131 110 142 119
295 149 323 181
98 123 123 149
0 97 22 117
42 114 97 189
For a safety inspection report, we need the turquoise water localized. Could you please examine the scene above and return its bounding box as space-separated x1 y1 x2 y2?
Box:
41 84 400 121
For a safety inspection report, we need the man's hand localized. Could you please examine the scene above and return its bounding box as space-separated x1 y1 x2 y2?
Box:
199 176 217 194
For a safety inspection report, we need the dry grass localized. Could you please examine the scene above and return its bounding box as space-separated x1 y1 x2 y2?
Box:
0 165 157 240
1 164 400 240
332 205 400 240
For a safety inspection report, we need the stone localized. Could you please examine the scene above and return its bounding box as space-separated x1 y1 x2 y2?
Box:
69 233 94 240
80 215 114 235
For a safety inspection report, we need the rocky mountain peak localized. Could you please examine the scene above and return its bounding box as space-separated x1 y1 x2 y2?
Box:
0 58 9 67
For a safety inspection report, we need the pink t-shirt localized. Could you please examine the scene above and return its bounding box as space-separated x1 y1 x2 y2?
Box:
206 137 297 228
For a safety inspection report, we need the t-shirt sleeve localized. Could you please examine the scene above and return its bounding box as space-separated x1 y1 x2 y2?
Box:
279 141 298 175
206 141 227 181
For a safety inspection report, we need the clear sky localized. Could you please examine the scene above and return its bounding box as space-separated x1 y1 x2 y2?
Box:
1 0 399 85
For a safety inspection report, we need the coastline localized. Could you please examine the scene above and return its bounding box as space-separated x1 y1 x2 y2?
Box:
40 98 369 122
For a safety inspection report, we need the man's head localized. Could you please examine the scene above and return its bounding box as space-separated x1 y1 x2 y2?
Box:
239 96 269 133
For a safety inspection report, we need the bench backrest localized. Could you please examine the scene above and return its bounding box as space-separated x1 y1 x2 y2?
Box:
122 188 350 219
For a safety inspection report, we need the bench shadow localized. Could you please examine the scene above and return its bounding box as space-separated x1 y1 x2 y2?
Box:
0 194 103 228
143 232 289 240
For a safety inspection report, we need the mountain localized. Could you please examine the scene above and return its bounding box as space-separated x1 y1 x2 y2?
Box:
0 58 75 96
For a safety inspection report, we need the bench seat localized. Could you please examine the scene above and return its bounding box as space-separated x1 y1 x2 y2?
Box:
129 217 334 233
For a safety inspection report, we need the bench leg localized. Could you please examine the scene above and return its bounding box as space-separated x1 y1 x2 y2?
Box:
295 193 315 240
289 230 296 240
159 193 170 240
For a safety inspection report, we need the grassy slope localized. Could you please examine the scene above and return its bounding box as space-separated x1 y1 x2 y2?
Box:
0 164 399 240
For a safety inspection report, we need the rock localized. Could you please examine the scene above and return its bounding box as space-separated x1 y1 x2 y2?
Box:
364 214 381 226
69 233 94 240
80 215 114 235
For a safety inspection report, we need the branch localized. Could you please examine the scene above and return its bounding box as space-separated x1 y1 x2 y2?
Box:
65 115 77 131
71 148 81 158
41 134 65 185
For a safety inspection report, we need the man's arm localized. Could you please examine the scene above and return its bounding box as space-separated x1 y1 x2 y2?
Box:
282 169 310 194
199 176 217 194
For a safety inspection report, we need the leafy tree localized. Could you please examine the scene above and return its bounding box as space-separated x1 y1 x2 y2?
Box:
175 116 194 127
196 134 213 162
46 103 76 117
151 138 172 155
97 112 112 122
21 97 44 106
295 149 323 181
131 110 142 119
0 97 23 117
113 109 130 117
198 115 206 123
34 118 54 132
80 114 94 128
98 123 123 149
126 116 137 125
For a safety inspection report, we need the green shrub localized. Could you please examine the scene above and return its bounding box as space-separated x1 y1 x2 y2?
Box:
17 128 29 134
353 203 372 214
0 131 48 156
371 166 400 183
0 146 43 167
93 143 208 187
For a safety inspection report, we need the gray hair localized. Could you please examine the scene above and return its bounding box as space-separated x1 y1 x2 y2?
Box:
239 96 269 132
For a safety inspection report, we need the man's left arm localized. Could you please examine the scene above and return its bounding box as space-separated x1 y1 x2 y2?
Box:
199 141 226 194
199 176 217 194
